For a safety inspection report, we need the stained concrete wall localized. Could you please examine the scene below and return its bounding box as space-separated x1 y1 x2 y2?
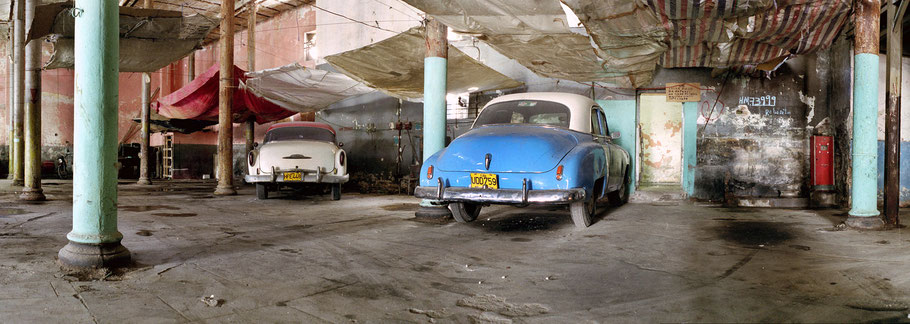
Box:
642 59 820 201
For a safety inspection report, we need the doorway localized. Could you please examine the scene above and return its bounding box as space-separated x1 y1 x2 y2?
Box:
638 93 683 187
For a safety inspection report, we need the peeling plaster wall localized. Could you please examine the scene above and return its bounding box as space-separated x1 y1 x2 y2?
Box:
649 56 821 201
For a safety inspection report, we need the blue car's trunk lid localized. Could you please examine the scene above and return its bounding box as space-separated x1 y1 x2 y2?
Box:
437 125 579 173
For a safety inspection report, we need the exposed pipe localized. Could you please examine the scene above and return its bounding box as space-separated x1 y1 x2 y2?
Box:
7 40 14 179
137 0 154 185
11 0 25 186
244 1 257 176
214 0 237 195
884 0 903 227
187 53 195 82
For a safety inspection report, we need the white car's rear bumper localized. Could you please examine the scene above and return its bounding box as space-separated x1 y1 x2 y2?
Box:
245 169 349 184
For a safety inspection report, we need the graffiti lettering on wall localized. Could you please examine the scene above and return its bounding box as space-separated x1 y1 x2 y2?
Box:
739 95 777 107
763 107 790 116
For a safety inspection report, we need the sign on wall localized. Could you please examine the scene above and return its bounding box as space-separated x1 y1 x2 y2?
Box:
666 83 701 102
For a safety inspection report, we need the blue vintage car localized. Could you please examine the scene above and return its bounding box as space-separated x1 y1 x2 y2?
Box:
415 92 631 228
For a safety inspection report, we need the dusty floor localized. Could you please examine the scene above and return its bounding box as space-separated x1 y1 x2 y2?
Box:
1 179 910 323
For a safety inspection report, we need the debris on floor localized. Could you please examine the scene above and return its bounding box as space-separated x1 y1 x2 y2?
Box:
469 311 513 324
845 299 910 312
200 295 222 307
407 307 452 319
456 294 550 317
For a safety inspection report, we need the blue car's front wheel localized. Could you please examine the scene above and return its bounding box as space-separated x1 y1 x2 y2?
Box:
449 202 481 223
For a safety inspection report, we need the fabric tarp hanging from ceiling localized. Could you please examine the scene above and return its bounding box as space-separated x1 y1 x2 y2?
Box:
153 64 296 124
400 0 647 87
28 2 218 72
405 0 852 87
560 0 851 74
241 63 376 113
324 26 524 100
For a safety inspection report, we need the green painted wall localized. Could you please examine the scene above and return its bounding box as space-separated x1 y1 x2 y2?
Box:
598 99 637 195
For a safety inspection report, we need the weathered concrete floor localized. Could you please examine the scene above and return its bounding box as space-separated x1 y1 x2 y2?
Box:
2 179 910 323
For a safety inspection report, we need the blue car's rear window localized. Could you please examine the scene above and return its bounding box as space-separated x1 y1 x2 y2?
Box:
264 127 336 143
473 100 570 128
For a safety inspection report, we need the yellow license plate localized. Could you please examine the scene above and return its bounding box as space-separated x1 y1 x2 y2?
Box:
283 172 302 181
470 173 499 189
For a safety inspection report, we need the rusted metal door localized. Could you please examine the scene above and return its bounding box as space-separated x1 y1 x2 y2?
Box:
639 93 683 185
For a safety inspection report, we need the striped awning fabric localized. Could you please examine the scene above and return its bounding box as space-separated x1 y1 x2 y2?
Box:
565 0 851 72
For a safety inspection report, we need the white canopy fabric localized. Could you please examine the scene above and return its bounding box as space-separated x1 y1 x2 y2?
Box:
242 63 376 113
401 0 645 87
324 26 524 100
31 2 217 72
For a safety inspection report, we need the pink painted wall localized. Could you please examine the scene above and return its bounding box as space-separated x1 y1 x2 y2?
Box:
0 4 316 149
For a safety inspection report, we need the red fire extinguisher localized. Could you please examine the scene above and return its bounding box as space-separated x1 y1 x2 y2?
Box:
811 136 834 191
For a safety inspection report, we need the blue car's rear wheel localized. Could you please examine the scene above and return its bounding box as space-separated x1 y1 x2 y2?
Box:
570 199 595 228
449 202 481 223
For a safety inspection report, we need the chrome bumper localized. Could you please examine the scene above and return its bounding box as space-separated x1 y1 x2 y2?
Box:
245 168 349 184
414 179 585 205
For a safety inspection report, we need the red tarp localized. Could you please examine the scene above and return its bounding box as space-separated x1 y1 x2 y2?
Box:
154 64 296 124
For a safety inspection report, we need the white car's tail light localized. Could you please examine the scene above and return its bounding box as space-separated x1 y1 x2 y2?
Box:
339 151 345 167
248 151 256 166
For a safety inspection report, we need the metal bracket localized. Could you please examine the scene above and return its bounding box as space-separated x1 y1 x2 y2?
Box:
521 178 529 205
436 178 444 200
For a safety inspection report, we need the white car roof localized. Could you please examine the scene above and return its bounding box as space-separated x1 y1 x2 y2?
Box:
481 92 596 133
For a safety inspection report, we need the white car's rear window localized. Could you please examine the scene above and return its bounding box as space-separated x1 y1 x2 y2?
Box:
264 127 335 143
473 100 570 128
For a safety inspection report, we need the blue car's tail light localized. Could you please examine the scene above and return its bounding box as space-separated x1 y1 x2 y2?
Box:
556 165 564 181
427 165 434 179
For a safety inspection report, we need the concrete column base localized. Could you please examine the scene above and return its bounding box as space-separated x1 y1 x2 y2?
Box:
415 205 452 220
58 241 131 269
18 187 44 201
136 178 152 186
214 185 237 196
11 179 23 186
845 216 885 230
809 191 837 208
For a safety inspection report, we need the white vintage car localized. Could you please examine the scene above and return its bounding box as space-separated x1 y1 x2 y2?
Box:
245 122 349 200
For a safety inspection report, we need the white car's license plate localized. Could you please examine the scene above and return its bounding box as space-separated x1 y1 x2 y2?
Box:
283 172 302 181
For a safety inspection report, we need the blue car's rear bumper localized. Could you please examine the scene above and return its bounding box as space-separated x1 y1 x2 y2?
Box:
414 180 585 205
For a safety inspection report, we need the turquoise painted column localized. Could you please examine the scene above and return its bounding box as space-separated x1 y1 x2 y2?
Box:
847 54 882 226
58 0 130 268
846 0 884 229
423 58 447 160
682 101 698 196
416 18 452 218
